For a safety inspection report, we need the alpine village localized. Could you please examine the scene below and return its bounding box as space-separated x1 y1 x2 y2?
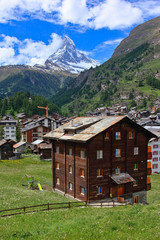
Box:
1 15 160 240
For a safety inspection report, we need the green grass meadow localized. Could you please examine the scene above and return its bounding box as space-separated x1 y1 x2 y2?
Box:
0 155 160 240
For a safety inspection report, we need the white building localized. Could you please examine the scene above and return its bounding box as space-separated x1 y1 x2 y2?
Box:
0 120 17 141
145 126 160 173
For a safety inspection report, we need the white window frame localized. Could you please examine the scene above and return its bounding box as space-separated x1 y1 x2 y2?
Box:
97 150 103 159
56 177 60 185
69 148 72 156
69 182 72 190
56 146 60 154
134 147 139 155
56 162 60 169
80 150 85 159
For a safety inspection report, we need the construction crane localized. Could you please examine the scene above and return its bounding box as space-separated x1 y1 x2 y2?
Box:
37 106 49 117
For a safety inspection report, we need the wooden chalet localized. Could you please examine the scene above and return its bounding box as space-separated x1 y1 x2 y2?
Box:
45 116 156 203
0 140 14 159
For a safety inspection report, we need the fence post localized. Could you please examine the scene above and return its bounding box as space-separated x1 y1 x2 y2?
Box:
24 207 25 213
68 202 70 208
48 203 50 211
101 202 102 208
113 200 114 207
85 201 87 207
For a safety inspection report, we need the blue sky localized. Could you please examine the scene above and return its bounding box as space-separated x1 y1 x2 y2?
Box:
0 0 160 66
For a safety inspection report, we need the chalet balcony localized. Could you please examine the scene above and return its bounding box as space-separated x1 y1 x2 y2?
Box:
147 177 151 191
147 161 151 175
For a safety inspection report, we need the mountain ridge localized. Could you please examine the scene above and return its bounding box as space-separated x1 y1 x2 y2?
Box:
51 17 160 115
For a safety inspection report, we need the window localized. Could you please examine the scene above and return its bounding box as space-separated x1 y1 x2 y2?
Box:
153 157 158 162
69 148 72 156
80 187 85 195
115 166 121 174
105 132 109 140
80 169 85 177
97 150 103 159
115 149 121 157
97 168 103 177
134 147 139 155
80 150 85 159
69 165 73 174
115 132 121 140
56 178 60 185
56 146 60 154
96 186 103 194
153 151 158 155
134 163 138 170
153 145 158 148
69 182 72 190
152 164 158 169
129 131 134 139
56 162 60 169
133 180 138 186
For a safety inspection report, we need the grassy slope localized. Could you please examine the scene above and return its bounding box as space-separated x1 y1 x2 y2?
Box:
0 156 160 240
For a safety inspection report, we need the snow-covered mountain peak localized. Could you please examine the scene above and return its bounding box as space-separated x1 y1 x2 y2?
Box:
45 36 100 74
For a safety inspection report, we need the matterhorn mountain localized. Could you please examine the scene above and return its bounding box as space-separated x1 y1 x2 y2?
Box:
35 36 99 74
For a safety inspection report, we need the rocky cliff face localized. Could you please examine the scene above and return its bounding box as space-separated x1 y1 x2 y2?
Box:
113 16 160 58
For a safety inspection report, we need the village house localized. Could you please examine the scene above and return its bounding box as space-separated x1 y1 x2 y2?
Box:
45 116 156 204
0 140 15 159
145 126 160 173
0 119 17 141
21 117 61 143
13 141 32 154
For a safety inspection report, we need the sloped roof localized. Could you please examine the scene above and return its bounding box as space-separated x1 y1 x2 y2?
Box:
39 143 52 149
31 139 44 145
44 116 157 143
13 141 26 148
0 140 6 146
110 173 135 184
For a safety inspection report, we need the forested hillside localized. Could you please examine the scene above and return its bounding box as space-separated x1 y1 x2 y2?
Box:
0 91 60 117
51 17 160 116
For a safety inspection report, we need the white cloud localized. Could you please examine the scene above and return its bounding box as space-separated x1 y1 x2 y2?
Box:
104 39 123 45
133 0 160 18
0 33 63 66
0 0 160 30
0 0 160 31
89 0 143 30
92 38 123 53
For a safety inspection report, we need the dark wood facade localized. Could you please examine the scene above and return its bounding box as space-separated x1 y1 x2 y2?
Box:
0 140 14 159
47 117 155 202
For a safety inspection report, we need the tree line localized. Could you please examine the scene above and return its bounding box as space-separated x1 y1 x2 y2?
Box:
0 91 60 118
